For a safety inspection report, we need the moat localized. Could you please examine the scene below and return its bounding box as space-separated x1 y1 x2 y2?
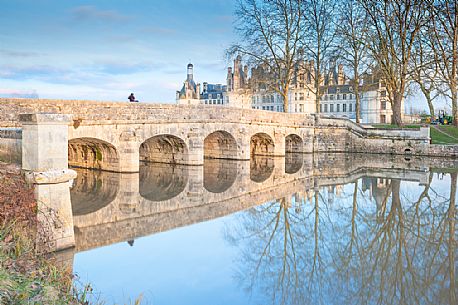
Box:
67 153 456 305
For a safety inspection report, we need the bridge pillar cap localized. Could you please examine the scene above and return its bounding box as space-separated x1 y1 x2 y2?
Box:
19 113 73 125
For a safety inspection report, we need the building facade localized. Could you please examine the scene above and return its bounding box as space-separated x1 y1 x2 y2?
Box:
176 59 399 124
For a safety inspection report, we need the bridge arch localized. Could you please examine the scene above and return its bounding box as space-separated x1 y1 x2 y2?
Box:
140 134 188 164
68 138 120 172
250 133 275 156
285 134 303 153
204 130 238 159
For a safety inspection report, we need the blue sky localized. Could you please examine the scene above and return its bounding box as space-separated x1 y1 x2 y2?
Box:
0 0 234 102
0 0 449 112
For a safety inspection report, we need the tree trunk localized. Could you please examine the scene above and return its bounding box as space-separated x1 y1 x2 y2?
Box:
392 92 403 126
283 86 289 113
452 87 458 127
355 84 361 124
424 91 435 117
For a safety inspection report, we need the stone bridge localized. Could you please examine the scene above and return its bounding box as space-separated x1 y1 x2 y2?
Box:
71 153 458 252
2 99 456 176
0 99 457 253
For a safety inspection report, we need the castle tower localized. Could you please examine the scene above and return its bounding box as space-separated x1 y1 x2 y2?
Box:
233 55 242 90
338 64 345 85
187 63 194 82
227 67 233 92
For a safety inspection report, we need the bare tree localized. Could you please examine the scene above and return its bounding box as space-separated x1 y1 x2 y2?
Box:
359 0 429 126
429 0 458 126
301 0 337 114
410 30 441 117
229 0 303 112
335 0 370 123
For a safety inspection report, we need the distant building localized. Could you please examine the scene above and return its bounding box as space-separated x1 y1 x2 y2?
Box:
176 63 228 106
176 58 400 124
176 63 200 105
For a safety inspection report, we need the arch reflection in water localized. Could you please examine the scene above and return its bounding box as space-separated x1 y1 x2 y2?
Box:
70 168 119 216
203 158 238 193
285 153 303 174
139 162 189 201
250 156 275 183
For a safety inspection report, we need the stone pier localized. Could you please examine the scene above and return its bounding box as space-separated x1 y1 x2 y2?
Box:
20 113 76 252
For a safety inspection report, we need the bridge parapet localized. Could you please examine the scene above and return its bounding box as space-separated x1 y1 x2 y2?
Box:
0 98 315 127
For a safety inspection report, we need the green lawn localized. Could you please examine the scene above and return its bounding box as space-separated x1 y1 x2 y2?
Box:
438 125 458 139
430 126 458 145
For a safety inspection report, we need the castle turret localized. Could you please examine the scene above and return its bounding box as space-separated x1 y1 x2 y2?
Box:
227 67 233 91
187 63 194 82
338 64 345 85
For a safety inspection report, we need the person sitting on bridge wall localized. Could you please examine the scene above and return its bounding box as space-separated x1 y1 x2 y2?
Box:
128 93 139 103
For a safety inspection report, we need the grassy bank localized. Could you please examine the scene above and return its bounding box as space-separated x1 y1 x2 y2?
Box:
0 163 143 304
0 224 93 304
0 163 91 304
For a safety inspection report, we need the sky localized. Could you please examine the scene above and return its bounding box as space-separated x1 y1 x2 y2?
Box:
0 0 450 112
0 0 235 103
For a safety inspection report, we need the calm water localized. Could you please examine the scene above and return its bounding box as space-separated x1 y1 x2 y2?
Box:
70 154 457 305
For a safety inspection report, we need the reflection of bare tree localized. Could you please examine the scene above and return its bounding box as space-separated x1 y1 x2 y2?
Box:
225 173 457 305
448 173 456 305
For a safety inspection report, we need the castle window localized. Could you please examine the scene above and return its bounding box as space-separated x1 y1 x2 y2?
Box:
330 95 334 101
381 100 386 110
300 104 304 112
380 90 386 97
330 104 334 112
337 104 340 112
343 104 347 112
343 94 347 100
324 104 328 112
320 104 322 112
299 93 304 100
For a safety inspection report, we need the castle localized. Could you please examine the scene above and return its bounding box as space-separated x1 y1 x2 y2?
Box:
176 57 399 124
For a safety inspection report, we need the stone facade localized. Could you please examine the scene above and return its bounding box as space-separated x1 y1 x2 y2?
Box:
175 58 399 123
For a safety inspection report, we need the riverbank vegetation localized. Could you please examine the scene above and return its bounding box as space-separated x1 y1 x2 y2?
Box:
0 162 92 304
